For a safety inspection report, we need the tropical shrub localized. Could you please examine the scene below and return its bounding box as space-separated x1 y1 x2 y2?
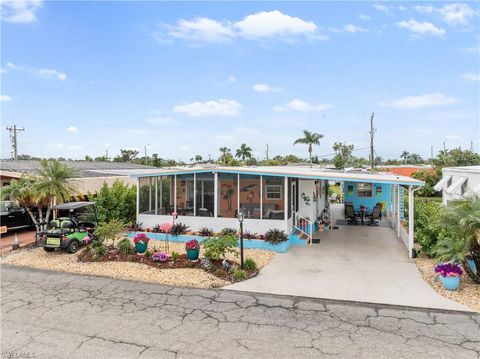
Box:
152 252 170 263
243 258 257 271
203 235 238 260
128 222 144 232
117 238 135 255
93 180 136 223
264 229 288 244
232 268 247 281
170 223 189 236
171 251 180 263
219 227 237 236
198 227 214 237
243 231 257 240
185 239 200 250
94 219 125 247
413 199 443 256
91 241 107 259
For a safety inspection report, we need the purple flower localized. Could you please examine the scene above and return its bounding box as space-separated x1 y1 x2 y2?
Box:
152 252 169 263
435 263 463 277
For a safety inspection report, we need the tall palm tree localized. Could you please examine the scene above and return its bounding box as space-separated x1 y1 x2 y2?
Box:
35 159 79 225
293 130 324 166
400 151 410 164
235 144 252 163
219 147 231 165
0 176 39 225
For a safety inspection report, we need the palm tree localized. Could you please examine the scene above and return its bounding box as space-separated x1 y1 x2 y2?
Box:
219 147 231 165
194 155 203 163
400 151 410 164
293 130 324 166
235 144 252 163
35 159 79 225
1 176 39 225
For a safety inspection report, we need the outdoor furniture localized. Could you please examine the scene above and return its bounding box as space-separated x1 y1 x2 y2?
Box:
197 208 213 217
345 204 359 225
344 202 353 219
367 205 382 226
375 202 383 220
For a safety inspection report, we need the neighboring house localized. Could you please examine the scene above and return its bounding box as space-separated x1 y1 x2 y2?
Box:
434 166 480 205
380 165 434 178
0 160 154 196
129 165 424 257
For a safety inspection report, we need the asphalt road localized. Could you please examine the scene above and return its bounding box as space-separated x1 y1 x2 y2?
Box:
1 265 479 359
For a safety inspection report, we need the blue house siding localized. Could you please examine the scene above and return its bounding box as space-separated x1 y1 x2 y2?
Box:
343 181 392 214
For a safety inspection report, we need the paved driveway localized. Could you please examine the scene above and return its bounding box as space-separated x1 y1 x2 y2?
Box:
228 225 469 311
2 266 479 359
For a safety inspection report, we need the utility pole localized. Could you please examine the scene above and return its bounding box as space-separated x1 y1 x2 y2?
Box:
265 144 269 161
105 149 109 161
430 145 433 164
369 113 375 170
6 125 25 160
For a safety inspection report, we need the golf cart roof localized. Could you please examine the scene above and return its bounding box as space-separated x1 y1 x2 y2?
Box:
53 202 96 211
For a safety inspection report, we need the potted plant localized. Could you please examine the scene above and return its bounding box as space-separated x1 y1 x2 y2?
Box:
133 233 150 255
185 239 200 261
435 262 463 291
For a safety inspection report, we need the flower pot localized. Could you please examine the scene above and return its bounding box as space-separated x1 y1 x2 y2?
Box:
440 276 460 291
135 242 148 255
186 248 199 261
467 258 477 274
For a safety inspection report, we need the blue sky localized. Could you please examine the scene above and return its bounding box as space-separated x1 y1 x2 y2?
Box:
1 1 479 161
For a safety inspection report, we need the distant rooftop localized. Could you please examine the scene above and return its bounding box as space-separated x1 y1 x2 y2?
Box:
442 165 480 173
0 160 155 178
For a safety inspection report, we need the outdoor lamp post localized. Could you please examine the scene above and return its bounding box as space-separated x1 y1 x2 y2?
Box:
237 212 245 269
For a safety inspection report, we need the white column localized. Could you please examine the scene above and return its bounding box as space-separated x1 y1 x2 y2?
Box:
260 175 263 220
155 177 158 215
237 173 240 217
193 173 196 217
136 177 140 220
148 177 152 212
284 176 288 221
397 185 401 238
173 174 177 213
214 172 218 218
408 186 414 258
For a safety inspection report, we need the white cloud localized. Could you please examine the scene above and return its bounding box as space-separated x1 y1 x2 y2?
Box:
331 24 368 33
1 0 42 24
274 99 332 112
397 19 445 37
174 99 242 117
384 93 458 109
438 3 475 26
414 5 435 14
462 72 480 81
37 68 67 80
228 75 236 83
252 83 283 93
146 117 176 125
372 4 390 13
153 10 326 44
358 14 370 21
66 126 79 134
0 95 12 102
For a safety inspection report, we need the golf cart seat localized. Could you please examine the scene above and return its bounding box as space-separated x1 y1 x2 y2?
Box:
49 219 60 229
60 219 76 233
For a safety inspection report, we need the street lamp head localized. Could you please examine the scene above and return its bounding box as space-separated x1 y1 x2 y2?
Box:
237 212 244 223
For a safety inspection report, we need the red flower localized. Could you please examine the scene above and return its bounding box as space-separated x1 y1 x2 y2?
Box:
185 239 199 250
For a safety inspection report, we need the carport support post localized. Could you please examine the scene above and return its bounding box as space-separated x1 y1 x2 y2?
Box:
408 186 414 258
136 178 140 221
397 185 401 238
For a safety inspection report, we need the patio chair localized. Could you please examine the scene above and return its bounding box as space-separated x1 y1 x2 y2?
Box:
345 204 359 225
375 202 383 220
344 202 353 219
367 205 382 226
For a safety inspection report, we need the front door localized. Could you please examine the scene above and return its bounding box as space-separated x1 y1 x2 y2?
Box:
291 180 298 213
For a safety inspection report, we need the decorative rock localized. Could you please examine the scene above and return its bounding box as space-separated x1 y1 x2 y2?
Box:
222 259 231 271
200 258 210 268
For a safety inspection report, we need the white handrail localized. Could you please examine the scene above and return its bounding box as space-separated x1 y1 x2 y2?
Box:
292 211 313 244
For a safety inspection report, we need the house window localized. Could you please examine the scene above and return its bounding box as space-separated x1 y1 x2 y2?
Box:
266 185 282 200
357 183 373 197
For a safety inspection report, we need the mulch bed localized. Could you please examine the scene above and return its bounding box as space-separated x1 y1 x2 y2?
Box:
77 247 258 282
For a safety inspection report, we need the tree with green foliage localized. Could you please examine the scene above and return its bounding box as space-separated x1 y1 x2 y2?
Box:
293 130 324 167
235 143 252 162
94 218 126 247
412 170 440 197
113 149 139 162
332 142 354 169
202 234 238 260
219 147 231 165
1 176 42 226
400 151 410 164
92 180 136 223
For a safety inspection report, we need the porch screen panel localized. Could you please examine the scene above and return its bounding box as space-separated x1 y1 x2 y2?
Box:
176 174 194 216
239 174 261 219
157 176 173 215
218 173 238 218
139 177 153 214
262 176 285 220
195 173 214 217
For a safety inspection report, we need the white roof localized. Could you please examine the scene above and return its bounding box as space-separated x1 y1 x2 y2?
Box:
119 165 424 186
434 175 452 191
445 176 467 194
443 166 480 174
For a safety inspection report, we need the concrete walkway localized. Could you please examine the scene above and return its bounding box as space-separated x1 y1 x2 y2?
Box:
227 225 470 311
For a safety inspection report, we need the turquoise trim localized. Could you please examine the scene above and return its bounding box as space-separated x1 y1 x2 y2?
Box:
128 231 306 253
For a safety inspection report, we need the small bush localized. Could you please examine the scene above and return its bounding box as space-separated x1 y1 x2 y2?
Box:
198 227 214 237
264 229 288 244
91 241 107 259
243 258 257 271
145 249 153 258
232 268 247 281
203 235 238 260
219 227 237 236
170 223 189 236
243 231 257 240
128 222 144 232
171 251 180 263
117 238 135 255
